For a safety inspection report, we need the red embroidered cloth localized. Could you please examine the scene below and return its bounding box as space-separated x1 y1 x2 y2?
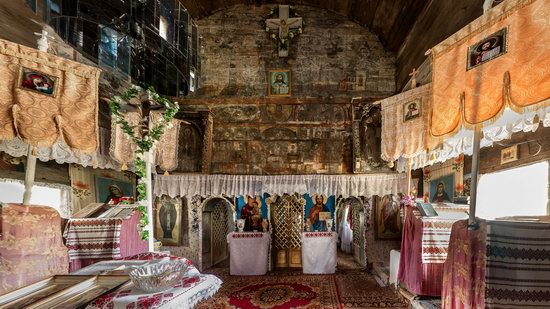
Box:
304 232 334 238
398 206 445 296
65 211 147 272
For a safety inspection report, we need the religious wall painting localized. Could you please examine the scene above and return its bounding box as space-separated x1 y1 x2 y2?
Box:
173 111 212 173
18 67 58 97
154 195 188 246
429 174 455 204
467 27 508 70
374 195 402 240
236 195 269 232
94 176 135 204
304 194 335 232
403 98 421 122
268 69 291 96
353 102 390 173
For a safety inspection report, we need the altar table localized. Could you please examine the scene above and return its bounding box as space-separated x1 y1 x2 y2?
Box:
227 232 270 275
301 232 337 274
83 253 222 309
64 210 148 272
398 205 468 296
442 218 550 309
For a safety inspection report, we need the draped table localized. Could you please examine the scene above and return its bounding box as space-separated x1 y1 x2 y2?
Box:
64 210 148 272
442 218 550 309
84 252 222 309
398 205 468 296
227 232 270 275
301 232 337 274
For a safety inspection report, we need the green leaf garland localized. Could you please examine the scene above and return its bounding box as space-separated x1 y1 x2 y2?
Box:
109 85 179 240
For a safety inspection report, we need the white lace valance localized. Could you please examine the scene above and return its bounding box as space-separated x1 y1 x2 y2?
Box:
154 174 406 198
0 127 123 170
396 105 550 172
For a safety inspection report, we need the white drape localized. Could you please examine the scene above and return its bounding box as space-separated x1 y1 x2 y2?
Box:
154 173 406 198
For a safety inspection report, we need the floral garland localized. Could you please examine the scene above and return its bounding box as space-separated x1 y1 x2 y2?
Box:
109 85 179 240
264 6 303 51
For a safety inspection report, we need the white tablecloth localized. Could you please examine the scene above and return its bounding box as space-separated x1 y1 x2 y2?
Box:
301 232 337 274
227 232 270 275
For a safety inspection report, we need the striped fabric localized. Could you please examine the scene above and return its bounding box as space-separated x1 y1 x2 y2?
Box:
419 206 469 264
64 217 123 260
485 220 550 308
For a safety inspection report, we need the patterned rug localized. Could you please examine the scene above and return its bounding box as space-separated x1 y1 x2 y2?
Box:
335 272 408 309
195 274 341 309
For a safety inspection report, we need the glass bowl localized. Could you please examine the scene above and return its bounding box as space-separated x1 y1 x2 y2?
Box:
129 261 188 293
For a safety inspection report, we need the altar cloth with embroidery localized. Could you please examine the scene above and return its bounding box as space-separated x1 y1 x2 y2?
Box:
227 232 270 276
301 232 337 274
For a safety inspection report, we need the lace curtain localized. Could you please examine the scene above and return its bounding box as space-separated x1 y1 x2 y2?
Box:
154 174 406 198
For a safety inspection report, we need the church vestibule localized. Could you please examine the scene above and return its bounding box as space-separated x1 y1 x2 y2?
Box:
336 196 367 267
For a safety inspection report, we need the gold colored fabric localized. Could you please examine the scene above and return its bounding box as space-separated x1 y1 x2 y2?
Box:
430 0 550 145
109 111 140 166
152 112 180 172
381 84 431 162
110 112 180 171
0 38 101 152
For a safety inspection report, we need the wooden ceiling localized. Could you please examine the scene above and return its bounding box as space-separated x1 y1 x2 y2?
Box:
180 0 429 51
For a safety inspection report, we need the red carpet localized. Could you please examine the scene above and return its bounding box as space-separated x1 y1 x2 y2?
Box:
196 274 342 308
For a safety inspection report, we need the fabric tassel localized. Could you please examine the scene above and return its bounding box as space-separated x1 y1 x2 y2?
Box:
163 170 170 176
55 115 65 142
11 105 20 137
121 163 128 171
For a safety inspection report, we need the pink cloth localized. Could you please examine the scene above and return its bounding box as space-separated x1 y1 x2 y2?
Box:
0 203 69 295
441 219 487 309
227 232 270 275
68 211 147 272
398 206 444 296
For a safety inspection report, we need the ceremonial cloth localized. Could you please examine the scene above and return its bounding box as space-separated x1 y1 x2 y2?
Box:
64 209 147 264
420 206 469 264
301 232 337 274
0 203 69 295
430 0 550 143
398 206 444 296
485 220 550 309
442 219 487 309
380 84 431 162
0 38 100 152
86 253 221 309
227 232 270 276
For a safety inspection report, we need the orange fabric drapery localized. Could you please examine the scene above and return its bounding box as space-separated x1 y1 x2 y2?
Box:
430 0 550 148
0 38 101 152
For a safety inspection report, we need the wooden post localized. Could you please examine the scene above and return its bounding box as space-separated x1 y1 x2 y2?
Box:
22 146 37 205
145 150 155 252
468 128 482 227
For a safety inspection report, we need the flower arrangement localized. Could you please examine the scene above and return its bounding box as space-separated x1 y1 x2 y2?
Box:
400 194 415 209
452 155 464 171
423 168 431 181
455 183 464 196
109 85 179 240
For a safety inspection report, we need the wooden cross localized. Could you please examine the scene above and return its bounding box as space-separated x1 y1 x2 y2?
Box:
409 67 419 89
266 5 303 57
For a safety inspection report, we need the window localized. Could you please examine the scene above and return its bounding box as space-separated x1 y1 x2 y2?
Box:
0 180 70 218
159 16 168 40
476 161 549 219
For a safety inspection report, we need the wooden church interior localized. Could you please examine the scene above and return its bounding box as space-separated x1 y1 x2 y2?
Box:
0 0 549 308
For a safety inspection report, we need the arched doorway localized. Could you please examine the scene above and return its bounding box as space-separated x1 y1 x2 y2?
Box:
201 197 235 270
336 196 366 268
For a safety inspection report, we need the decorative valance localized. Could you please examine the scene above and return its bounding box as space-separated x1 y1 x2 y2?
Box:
381 84 431 162
0 127 122 170
110 111 180 171
430 0 550 145
0 38 101 152
153 174 406 198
